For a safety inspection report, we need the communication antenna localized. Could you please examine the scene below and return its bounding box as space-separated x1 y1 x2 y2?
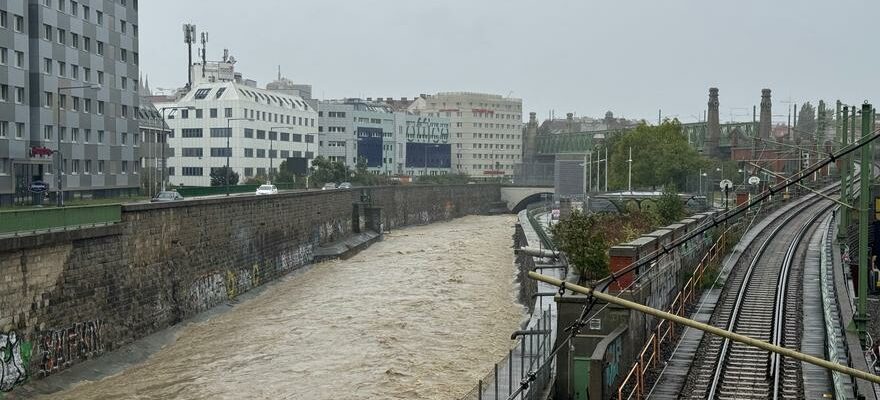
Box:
182 24 196 88
222 48 229 63
200 31 209 78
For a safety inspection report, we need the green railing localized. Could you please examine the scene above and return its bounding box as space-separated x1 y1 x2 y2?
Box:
0 204 122 236
526 203 556 251
175 183 298 198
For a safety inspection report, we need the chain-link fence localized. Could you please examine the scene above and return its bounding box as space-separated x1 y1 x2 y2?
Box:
459 309 554 400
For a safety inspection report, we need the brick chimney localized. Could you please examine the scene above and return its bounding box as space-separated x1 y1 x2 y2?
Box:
705 88 721 157
759 89 772 139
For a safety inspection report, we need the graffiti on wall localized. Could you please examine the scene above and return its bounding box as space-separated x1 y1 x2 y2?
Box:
38 321 103 377
603 335 622 389
189 273 227 313
279 244 313 272
0 332 31 391
405 117 449 144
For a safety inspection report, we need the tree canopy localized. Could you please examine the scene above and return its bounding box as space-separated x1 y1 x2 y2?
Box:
797 102 816 138
608 121 705 191
209 166 239 187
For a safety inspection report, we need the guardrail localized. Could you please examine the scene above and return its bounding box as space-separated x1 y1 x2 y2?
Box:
617 222 738 400
526 204 556 251
0 204 122 236
175 183 299 197
820 212 857 399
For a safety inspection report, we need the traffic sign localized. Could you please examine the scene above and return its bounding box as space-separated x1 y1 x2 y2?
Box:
748 176 760 185
28 181 49 193
719 179 733 190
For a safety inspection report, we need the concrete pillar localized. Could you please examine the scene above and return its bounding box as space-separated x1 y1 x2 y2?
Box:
364 206 383 236
705 88 721 157
759 89 772 139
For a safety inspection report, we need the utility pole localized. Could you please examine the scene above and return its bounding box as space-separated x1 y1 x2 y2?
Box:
627 147 633 193
838 104 849 243
604 146 608 192
857 102 872 342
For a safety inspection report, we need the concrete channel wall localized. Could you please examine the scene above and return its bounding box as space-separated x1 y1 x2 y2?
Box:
0 184 501 393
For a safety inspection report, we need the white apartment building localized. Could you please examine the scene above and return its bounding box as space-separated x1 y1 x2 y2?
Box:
412 92 523 178
158 81 317 187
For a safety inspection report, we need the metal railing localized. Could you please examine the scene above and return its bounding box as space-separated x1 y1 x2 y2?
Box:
820 212 857 399
459 309 553 400
175 183 300 197
525 203 556 251
617 222 740 400
0 204 121 236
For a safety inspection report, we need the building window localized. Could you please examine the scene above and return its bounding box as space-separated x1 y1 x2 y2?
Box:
224 108 232 118
13 14 22 32
71 65 79 79
195 109 203 119
210 128 231 137
215 88 226 98
0 85 7 102
121 132 127 144
15 123 23 138
44 125 53 140
210 148 231 157
256 149 266 158
71 128 78 142
43 24 51 40
98 130 104 143
98 101 104 115
72 160 80 174
182 167 203 176
43 92 52 108
84 99 91 113
193 88 211 99
209 108 217 118
268 131 277 141
244 167 253 177
84 160 91 174
96 10 103 25
121 77 127 90
292 134 302 142
98 160 104 174
121 161 127 174
96 40 103 55
58 61 66 77
15 51 23 68
57 28 65 44
84 129 91 142
182 148 203 157
256 130 265 139
97 70 104 84
0 121 7 138
244 128 254 138
280 132 290 141
43 58 51 74
244 148 253 157
84 37 90 52
0 48 6 65
181 128 203 138
180 109 189 119
167 167 174 176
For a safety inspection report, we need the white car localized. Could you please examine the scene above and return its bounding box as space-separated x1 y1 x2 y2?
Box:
255 184 278 195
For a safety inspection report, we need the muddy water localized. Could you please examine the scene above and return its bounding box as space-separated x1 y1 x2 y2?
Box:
47 215 524 400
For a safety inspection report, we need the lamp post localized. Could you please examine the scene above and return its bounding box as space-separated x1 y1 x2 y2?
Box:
56 84 100 207
158 106 195 193
225 117 253 196
305 134 314 189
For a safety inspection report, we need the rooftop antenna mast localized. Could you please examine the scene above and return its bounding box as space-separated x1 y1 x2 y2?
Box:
278 65 281 81
200 31 209 78
183 24 196 89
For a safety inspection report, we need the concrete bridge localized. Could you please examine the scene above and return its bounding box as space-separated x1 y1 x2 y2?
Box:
501 186 554 213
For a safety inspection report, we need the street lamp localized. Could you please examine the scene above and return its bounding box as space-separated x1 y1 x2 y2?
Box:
226 117 253 196
158 106 195 193
56 84 100 207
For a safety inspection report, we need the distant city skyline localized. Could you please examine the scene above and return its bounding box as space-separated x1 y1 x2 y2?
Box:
140 0 880 124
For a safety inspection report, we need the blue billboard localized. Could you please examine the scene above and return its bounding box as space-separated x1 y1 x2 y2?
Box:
356 127 384 168
406 143 452 168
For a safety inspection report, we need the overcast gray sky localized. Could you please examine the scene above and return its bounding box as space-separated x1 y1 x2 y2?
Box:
141 0 880 124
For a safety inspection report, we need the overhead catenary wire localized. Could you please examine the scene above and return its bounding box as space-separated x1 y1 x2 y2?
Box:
506 126 880 400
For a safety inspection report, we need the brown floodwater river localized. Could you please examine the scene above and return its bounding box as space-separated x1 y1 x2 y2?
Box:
44 215 524 400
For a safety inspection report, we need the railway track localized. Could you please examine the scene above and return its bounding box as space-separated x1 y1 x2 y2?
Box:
679 191 835 400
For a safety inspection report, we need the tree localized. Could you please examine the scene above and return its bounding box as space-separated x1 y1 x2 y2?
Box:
550 210 609 284
608 121 706 191
797 102 816 139
309 156 350 186
210 166 239 187
417 172 472 185
653 186 685 225
274 160 296 184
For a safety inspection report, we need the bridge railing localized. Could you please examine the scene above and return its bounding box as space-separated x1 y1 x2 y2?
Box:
617 222 740 400
0 204 121 236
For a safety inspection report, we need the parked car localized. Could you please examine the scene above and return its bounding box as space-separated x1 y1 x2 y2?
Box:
322 183 337 190
338 182 352 189
256 184 278 195
151 191 184 202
